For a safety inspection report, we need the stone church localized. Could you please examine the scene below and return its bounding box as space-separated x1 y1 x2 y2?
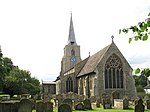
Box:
55 14 137 99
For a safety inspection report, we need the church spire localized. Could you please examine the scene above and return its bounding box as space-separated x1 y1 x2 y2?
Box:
68 13 77 45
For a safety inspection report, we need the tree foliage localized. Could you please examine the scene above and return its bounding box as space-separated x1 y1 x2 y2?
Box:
0 47 40 96
133 74 147 93
119 12 150 77
119 13 150 43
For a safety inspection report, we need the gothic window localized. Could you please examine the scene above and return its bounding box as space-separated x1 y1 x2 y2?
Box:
66 77 73 92
105 54 123 89
71 49 75 56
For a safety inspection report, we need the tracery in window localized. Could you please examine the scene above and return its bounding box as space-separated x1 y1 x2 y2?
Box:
105 54 123 89
66 77 73 92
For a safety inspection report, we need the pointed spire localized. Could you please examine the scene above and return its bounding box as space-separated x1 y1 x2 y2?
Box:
68 12 77 45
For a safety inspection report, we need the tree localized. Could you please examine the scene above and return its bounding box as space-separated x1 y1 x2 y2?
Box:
119 13 150 77
119 13 150 43
0 46 41 96
3 68 40 96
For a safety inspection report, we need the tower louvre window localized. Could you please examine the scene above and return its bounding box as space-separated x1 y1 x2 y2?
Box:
105 54 123 89
71 49 75 56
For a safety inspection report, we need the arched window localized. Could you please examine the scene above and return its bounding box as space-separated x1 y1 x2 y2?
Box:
71 49 75 56
105 54 123 89
66 77 73 92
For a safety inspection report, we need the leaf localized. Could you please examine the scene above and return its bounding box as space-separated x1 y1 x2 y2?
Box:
147 21 150 27
119 29 121 34
135 68 140 74
128 38 132 43
142 34 148 41
148 13 150 16
144 68 150 77
134 36 139 41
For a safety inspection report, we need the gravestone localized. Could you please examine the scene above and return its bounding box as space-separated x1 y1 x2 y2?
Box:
1 102 12 112
75 102 84 110
114 98 129 109
43 102 53 112
36 102 43 112
79 95 84 102
83 99 92 110
90 96 96 103
102 94 112 109
135 98 144 112
96 99 101 108
1 95 10 101
146 100 150 109
62 98 73 109
21 94 30 99
123 98 129 109
58 103 72 112
43 94 50 103
12 102 19 112
18 99 32 112
73 94 79 107
56 94 63 106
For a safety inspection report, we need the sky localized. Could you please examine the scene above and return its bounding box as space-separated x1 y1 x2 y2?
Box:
0 0 150 81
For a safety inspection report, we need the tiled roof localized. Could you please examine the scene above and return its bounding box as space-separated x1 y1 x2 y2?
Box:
77 44 110 77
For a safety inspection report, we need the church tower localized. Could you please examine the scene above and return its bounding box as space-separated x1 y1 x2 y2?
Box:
61 14 81 74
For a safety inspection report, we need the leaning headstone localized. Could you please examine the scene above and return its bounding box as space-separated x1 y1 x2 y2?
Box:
75 102 84 110
58 103 72 112
146 100 150 110
135 98 144 112
83 99 92 110
18 99 32 112
62 98 73 109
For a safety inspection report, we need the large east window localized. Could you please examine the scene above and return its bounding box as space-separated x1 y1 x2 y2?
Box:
105 54 123 89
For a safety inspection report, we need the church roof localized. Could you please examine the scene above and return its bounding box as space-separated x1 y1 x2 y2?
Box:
77 44 110 77
68 13 77 45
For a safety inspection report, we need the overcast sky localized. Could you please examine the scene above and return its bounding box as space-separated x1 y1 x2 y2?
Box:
0 0 150 81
